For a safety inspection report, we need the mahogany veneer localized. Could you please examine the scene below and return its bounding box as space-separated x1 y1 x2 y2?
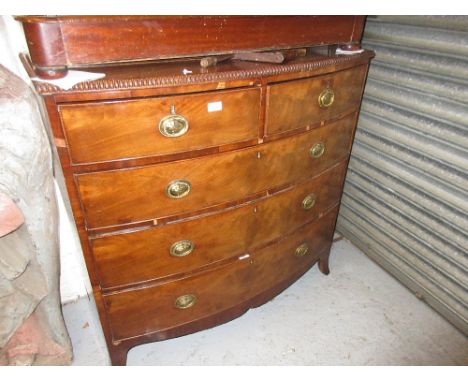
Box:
18 16 373 365
77 115 356 229
92 162 348 290
17 16 365 77
59 87 261 164
266 65 368 135
105 206 339 342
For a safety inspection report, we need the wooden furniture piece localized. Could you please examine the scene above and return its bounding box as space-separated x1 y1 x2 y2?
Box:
17 16 373 365
17 15 365 78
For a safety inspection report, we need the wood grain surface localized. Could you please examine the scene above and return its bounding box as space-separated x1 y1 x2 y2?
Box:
92 161 348 289
76 114 356 229
60 87 261 164
104 206 339 341
17 16 365 71
266 65 368 135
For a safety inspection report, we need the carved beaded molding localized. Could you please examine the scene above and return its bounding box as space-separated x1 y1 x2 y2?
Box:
33 52 374 94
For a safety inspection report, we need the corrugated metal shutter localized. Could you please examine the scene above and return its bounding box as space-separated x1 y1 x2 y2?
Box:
336 16 468 334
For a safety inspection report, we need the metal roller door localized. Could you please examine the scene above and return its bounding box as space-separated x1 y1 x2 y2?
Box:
336 16 468 334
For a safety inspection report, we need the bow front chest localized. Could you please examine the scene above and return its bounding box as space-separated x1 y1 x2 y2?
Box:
17 16 373 365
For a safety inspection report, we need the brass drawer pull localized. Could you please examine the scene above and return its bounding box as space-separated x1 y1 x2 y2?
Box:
302 193 316 210
175 294 197 309
295 243 309 257
170 240 194 257
318 88 335 108
166 179 191 199
159 106 189 138
310 142 325 158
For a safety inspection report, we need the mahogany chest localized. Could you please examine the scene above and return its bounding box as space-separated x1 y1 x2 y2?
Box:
17 16 373 365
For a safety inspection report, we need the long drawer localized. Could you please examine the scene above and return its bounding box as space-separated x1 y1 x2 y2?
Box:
59 87 261 164
103 206 338 341
77 114 356 228
92 161 348 289
265 65 367 135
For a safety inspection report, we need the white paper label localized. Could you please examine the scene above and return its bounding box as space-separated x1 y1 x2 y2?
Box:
207 101 223 112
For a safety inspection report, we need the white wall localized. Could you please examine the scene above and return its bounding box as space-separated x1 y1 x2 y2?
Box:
55 180 91 302
0 15 90 303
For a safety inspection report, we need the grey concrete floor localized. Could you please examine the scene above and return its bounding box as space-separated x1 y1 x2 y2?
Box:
62 237 468 366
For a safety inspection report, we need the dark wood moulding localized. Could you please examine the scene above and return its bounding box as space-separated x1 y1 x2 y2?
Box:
16 15 366 78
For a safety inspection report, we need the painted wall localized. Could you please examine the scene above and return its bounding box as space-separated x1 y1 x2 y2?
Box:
0 15 90 303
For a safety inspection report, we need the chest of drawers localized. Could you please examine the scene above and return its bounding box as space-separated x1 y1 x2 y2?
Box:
18 16 373 365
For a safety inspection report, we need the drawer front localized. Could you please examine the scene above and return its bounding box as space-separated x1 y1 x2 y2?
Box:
77 114 355 228
265 65 367 135
92 162 348 289
59 88 261 164
104 206 338 341
247 204 338 294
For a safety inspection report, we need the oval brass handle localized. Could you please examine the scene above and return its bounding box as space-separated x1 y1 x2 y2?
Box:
318 88 335 108
295 243 309 257
159 114 189 138
166 180 191 199
310 142 325 158
174 294 197 309
302 193 316 210
170 240 194 257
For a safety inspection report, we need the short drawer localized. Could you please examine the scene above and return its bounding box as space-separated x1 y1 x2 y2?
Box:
265 65 367 135
92 162 348 289
77 114 355 228
103 206 338 341
59 88 260 164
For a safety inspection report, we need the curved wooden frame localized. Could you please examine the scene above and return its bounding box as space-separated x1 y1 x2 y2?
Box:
17 16 366 78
